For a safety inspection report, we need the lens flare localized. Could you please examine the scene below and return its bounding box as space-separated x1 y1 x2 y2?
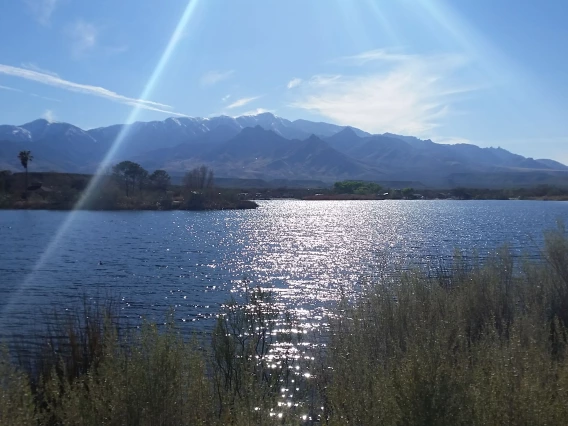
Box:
363 0 400 46
1 0 201 319
412 0 522 87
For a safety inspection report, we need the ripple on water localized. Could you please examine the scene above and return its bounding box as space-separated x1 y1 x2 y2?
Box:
0 201 567 417
0 200 566 332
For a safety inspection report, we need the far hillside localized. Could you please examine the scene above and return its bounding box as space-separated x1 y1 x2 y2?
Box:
1 113 567 188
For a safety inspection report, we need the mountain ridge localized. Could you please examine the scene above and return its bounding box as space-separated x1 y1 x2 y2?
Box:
1 113 566 188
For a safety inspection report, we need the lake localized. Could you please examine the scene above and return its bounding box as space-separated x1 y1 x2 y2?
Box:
1 200 567 342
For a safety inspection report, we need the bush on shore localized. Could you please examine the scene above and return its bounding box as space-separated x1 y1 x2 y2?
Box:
1 288 308 425
0 167 259 211
320 224 568 425
2 226 568 425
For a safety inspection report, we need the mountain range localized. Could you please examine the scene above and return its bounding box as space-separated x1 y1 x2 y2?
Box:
1 112 567 188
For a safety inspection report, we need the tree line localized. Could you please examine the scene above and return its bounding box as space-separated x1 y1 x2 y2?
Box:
333 180 383 195
111 161 172 196
7 150 216 196
111 161 215 196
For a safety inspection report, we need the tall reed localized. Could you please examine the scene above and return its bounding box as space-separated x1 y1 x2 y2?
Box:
319 224 568 425
2 227 568 425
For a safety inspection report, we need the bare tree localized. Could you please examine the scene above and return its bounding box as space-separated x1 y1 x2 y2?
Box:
183 166 214 192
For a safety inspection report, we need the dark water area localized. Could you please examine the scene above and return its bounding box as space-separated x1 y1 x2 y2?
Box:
1 200 567 341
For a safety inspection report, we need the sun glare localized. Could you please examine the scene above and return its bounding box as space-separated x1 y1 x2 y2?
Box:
0 0 202 319
363 0 400 45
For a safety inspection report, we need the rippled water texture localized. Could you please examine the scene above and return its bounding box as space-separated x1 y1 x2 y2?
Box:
1 200 567 339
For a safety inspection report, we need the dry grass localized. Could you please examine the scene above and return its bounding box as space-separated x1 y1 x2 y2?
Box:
0 289 307 425
2 227 568 425
319 224 568 425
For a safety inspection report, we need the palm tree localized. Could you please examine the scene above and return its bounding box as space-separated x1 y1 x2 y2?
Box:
18 150 33 190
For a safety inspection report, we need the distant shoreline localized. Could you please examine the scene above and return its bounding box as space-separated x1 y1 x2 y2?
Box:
0 199 259 211
2 171 568 210
302 194 568 201
0 170 260 211
2 197 567 212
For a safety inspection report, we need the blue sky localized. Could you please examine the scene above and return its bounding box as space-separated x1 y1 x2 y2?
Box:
0 0 567 163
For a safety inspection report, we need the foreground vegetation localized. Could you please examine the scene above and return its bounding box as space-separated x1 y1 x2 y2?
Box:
321 226 568 425
2 226 568 424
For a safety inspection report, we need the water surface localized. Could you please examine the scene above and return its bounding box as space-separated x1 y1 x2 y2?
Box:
1 200 567 339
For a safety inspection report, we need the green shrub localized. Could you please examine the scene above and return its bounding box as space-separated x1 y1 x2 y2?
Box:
41 320 213 426
319 225 568 425
3 228 568 425
0 348 36 426
185 191 206 210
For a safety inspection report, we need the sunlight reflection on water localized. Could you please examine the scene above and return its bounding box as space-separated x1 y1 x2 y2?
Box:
1 200 566 334
1 200 567 419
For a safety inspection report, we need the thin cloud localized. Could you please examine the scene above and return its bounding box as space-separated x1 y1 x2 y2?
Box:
338 48 469 70
337 49 417 65
0 63 189 116
226 96 261 109
66 20 98 57
30 93 62 102
287 78 302 89
238 108 273 116
25 0 59 26
308 74 341 86
0 85 23 92
221 94 231 102
292 51 475 136
434 136 471 145
21 62 59 77
200 70 234 87
42 109 56 122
